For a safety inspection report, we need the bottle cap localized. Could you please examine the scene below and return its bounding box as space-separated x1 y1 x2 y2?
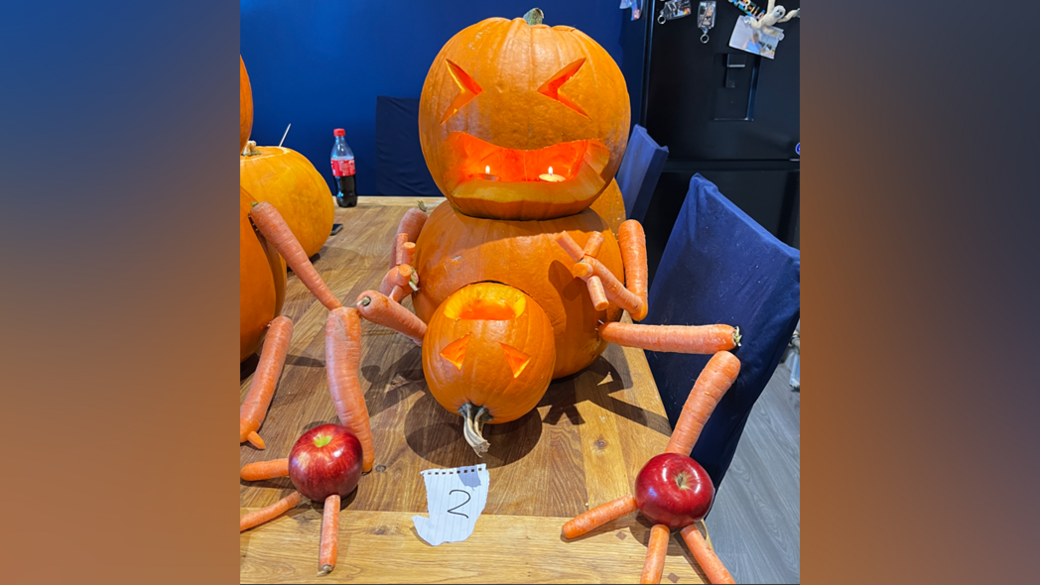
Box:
333 128 345 137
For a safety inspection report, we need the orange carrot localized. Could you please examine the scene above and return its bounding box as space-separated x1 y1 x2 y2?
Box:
390 206 428 268
583 231 605 258
390 285 410 303
239 491 301 532
587 276 609 311
665 351 741 456
397 241 416 266
356 290 426 346
619 220 648 321
239 316 294 448
555 232 585 262
640 524 671 584
378 264 414 296
250 201 342 311
680 523 736 584
317 494 340 576
325 308 374 472
599 322 741 354
562 494 638 539
240 458 289 481
571 257 645 317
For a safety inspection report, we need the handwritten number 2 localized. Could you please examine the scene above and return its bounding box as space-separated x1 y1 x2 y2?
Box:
447 489 472 518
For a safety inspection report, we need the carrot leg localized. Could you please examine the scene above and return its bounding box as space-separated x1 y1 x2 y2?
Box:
640 524 671 584
326 308 375 472
241 458 290 481
665 351 742 456
240 491 301 532
317 494 340 576
562 494 638 539
619 220 649 321
680 523 736 584
599 322 741 354
355 290 427 345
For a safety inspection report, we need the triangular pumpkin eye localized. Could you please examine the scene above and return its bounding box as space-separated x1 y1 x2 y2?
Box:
441 60 483 124
537 58 588 117
500 343 532 378
440 334 471 370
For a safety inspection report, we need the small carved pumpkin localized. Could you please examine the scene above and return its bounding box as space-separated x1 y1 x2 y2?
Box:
240 56 253 154
418 13 630 221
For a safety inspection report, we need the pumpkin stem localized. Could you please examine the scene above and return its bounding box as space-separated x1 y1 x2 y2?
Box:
417 200 429 213
460 403 492 456
733 326 742 348
524 8 544 26
242 140 262 157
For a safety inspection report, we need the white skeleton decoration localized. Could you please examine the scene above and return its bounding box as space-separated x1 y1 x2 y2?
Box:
748 0 799 30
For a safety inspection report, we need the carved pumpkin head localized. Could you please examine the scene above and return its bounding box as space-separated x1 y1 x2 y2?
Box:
419 13 630 221
422 282 556 452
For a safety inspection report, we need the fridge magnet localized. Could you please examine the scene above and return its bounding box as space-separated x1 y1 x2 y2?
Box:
620 0 645 20
728 14 785 59
748 1 799 30
697 1 717 43
658 0 693 24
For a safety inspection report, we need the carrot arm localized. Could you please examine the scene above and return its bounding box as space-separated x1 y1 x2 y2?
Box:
640 524 671 584
317 494 340 576
562 494 638 539
666 351 742 456
240 316 294 448
390 207 428 268
241 458 289 481
599 322 741 354
680 523 736 584
326 308 375 472
572 257 645 317
555 232 585 262
619 220 649 321
250 201 342 311
240 491 301 532
356 290 426 346
583 231 605 258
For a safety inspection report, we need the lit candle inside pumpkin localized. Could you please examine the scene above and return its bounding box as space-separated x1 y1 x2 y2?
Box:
539 166 566 182
479 165 498 181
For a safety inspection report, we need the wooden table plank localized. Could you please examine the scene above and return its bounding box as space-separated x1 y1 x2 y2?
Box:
240 197 708 583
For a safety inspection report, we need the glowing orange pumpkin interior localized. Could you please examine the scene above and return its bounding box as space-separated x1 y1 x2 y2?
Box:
438 286 536 378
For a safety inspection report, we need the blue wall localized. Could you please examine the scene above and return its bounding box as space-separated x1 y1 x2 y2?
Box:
241 1 628 196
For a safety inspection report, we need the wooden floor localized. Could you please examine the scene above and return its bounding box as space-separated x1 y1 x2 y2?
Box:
706 361 800 584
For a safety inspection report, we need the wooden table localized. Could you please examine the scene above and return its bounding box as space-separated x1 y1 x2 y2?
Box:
240 197 714 583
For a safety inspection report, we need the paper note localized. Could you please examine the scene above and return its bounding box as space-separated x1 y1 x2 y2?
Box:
412 464 489 546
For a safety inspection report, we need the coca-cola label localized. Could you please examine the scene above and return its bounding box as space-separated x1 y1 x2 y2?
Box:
331 158 355 177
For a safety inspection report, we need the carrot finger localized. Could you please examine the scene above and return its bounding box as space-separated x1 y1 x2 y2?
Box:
240 316 294 447
680 523 736 584
555 232 585 262
391 206 428 268
378 264 414 296
317 494 340 576
240 491 301 532
356 290 426 346
619 220 648 321
562 494 638 539
250 201 342 310
583 231 605 258
599 322 741 354
666 351 741 456
587 276 609 311
572 257 645 318
241 458 289 481
326 308 375 472
640 524 671 584
397 241 416 267
390 285 410 303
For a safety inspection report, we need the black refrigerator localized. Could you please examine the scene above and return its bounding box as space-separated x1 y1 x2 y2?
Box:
619 1 800 285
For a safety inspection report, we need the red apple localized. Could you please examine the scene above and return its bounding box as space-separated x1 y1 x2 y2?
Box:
288 424 363 502
634 453 714 530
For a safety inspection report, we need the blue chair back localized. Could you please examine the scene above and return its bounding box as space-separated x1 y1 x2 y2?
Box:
644 174 800 488
375 96 441 197
616 125 669 223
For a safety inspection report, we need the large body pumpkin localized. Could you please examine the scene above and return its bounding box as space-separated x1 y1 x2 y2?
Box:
418 15 630 220
240 142 335 259
414 201 625 379
240 56 253 154
240 187 286 361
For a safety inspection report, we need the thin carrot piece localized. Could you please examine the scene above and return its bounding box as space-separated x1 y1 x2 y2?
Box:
619 220 649 321
599 322 741 354
583 231 605 258
572 257 645 318
326 308 375 472
680 523 736 584
356 290 426 346
562 494 638 539
555 232 585 262
239 316 294 447
397 241 416 266
587 276 609 311
640 524 671 584
378 264 413 295
239 491 301 532
250 201 342 310
317 494 340 576
240 458 289 481
390 285 409 303
390 207 428 268
666 351 742 456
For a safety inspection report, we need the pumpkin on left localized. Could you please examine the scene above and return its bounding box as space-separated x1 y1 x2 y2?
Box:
240 56 253 153
240 187 286 362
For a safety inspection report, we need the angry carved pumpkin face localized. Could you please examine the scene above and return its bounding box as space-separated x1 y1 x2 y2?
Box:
419 16 631 221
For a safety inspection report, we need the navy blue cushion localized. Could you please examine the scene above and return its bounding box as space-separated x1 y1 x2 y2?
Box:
375 96 441 197
644 174 800 489
616 125 668 223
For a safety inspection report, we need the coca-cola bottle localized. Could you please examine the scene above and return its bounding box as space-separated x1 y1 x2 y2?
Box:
331 128 357 208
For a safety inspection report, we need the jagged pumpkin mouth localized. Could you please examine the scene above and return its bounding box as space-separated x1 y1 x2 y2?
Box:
441 132 610 206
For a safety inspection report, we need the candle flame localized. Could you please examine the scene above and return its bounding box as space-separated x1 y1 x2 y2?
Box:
548 166 554 176
485 166 490 175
